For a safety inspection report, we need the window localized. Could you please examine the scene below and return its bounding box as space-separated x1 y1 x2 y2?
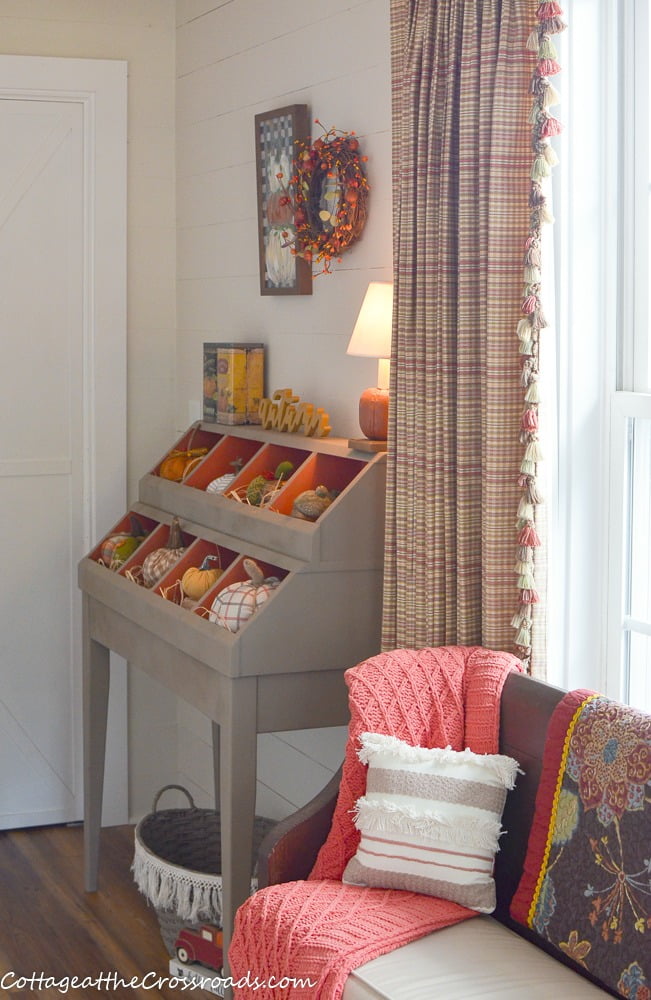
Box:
607 394 651 709
547 0 650 707
604 3 651 710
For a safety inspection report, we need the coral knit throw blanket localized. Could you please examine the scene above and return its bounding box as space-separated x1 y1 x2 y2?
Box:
229 646 521 999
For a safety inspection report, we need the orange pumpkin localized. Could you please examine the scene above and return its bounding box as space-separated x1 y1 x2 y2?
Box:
159 447 208 482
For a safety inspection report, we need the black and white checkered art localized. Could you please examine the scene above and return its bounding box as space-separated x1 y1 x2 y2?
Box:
254 104 310 295
258 113 297 288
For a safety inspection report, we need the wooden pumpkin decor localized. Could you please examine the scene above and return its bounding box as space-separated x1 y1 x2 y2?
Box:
159 447 208 483
142 517 187 588
100 515 147 570
181 554 222 602
208 558 280 633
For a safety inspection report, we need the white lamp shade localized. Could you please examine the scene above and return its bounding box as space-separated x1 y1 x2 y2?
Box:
346 282 393 359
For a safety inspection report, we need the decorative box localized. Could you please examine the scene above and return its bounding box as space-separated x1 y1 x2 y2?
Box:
203 343 265 425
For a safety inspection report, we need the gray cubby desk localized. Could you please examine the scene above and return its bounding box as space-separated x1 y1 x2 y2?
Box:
78 422 386 961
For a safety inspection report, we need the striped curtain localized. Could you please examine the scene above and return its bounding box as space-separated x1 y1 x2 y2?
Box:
383 0 544 674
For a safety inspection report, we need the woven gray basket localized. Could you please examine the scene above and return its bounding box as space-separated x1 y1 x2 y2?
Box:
133 784 275 956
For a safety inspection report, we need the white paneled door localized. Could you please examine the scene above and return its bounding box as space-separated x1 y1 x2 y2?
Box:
0 57 127 829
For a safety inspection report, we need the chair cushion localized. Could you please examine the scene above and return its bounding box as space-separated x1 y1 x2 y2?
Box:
342 733 520 913
342 916 610 999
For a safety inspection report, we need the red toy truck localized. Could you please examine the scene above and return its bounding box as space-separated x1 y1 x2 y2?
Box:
174 924 223 971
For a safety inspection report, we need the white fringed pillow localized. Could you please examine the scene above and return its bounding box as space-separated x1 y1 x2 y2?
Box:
342 733 521 913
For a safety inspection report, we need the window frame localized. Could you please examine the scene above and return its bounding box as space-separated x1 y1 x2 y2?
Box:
606 392 651 703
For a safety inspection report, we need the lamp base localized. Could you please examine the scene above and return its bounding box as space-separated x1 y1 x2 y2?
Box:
357 386 389 441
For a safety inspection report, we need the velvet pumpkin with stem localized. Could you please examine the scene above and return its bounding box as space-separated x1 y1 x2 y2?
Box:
181 554 222 602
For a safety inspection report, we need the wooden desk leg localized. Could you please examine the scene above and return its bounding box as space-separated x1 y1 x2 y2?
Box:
82 595 110 892
217 677 257 974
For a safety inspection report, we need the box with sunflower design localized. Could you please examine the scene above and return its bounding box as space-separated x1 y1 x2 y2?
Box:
203 342 265 425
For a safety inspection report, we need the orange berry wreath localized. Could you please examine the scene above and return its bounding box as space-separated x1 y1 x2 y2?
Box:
278 120 370 276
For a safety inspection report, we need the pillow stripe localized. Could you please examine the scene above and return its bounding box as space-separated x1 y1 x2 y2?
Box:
353 797 504 850
357 843 493 876
366 767 507 813
344 856 497 913
362 833 494 868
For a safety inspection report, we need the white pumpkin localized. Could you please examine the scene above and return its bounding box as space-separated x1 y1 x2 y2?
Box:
208 558 280 632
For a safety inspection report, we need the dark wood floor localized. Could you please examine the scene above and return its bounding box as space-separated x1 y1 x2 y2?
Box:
0 823 212 998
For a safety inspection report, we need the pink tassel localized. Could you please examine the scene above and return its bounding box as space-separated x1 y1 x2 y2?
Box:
519 523 541 547
536 58 562 76
521 408 539 432
519 588 540 605
540 115 563 137
521 294 537 314
537 2 563 19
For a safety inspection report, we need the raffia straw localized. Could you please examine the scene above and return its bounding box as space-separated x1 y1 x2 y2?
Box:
124 566 145 586
160 579 183 604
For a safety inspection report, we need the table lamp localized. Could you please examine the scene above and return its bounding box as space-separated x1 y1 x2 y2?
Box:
346 281 393 449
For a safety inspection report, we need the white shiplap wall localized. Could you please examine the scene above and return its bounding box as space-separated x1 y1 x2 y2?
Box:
0 0 181 820
175 0 392 818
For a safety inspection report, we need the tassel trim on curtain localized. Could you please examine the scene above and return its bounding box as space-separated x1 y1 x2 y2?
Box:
513 1 566 668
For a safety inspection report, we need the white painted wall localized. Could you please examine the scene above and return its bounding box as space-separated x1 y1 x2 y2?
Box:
0 0 391 823
175 0 392 817
0 0 179 818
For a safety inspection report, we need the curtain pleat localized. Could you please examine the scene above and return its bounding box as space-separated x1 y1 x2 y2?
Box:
384 0 540 666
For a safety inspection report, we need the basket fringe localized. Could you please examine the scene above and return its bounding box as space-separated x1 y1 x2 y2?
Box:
132 835 224 923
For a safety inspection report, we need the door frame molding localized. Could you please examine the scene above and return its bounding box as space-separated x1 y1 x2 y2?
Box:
0 55 128 825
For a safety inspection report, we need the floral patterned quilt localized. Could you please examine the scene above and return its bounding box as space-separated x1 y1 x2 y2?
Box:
510 690 651 998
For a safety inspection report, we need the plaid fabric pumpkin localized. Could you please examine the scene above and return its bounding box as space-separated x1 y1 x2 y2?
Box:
209 558 280 633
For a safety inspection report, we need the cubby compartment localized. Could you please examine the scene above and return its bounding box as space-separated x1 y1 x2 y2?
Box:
90 511 159 570
225 443 312 508
184 434 264 493
152 425 224 481
154 537 239 607
271 452 366 517
119 518 196 588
